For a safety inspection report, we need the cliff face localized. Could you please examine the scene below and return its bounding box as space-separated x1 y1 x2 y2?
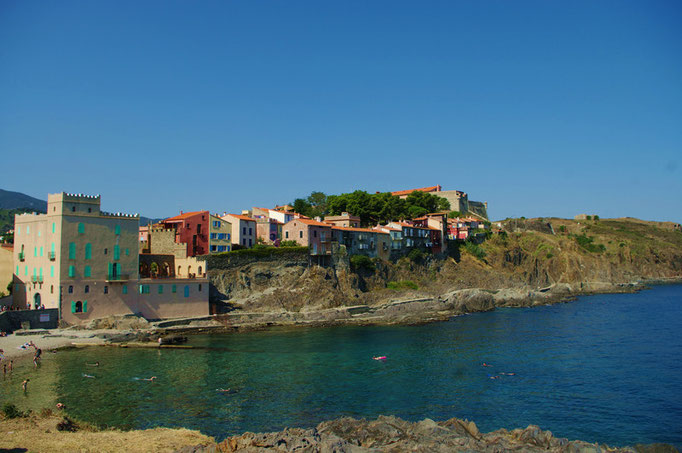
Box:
207 218 682 314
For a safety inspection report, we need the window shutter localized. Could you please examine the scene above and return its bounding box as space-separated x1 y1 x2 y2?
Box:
114 245 120 260
71 301 76 313
115 225 120 235
83 300 87 312
108 262 113 278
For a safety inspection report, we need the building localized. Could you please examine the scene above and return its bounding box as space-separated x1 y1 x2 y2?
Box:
389 185 488 220
255 218 282 245
324 212 361 228
222 214 257 248
387 222 434 251
160 211 210 257
333 227 390 260
0 244 13 296
282 219 332 255
208 215 232 253
12 193 208 324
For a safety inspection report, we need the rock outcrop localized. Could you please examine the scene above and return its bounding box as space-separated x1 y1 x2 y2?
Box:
176 415 678 452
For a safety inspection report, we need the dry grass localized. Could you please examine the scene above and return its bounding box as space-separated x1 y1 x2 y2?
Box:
0 413 214 453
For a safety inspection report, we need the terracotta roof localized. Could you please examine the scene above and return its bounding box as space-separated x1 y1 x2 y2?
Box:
332 226 384 234
376 226 401 232
163 211 207 222
390 185 441 197
224 214 256 222
291 218 331 227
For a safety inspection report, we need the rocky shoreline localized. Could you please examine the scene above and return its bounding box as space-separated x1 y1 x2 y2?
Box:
176 414 679 452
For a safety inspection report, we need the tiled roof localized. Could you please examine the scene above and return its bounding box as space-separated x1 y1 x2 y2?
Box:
291 218 332 227
332 226 382 233
163 211 207 222
390 185 441 197
224 214 256 222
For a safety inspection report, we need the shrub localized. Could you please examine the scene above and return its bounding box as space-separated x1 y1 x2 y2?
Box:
350 254 375 273
558 225 566 233
594 215 600 220
279 240 299 247
463 241 487 260
216 246 309 258
407 249 426 264
586 215 592 220
2 403 22 419
572 234 606 253
387 280 419 290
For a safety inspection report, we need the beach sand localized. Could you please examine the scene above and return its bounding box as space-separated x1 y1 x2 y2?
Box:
0 329 123 361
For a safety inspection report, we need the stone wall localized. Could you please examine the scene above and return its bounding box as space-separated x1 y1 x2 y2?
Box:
0 308 59 333
148 229 187 258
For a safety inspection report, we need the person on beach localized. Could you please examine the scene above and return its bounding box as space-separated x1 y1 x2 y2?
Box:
3 364 6 377
22 378 29 392
9 360 13 372
33 348 42 368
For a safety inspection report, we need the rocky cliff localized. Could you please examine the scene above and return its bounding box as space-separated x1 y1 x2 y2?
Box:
203 218 682 326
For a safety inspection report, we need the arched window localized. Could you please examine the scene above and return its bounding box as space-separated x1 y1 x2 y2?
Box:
50 285 54 294
177 265 182 276
75 301 83 313
198 266 202 275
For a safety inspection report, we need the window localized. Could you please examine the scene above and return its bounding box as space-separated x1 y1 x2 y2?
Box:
198 284 202 292
172 284 176 293
84 265 91 277
158 285 163 294
78 223 85 234
114 245 120 260
227 233 231 240
52 223 55 233
16 265 18 275
115 225 120 235
40 246 43 257
85 285 89 294
249 239 252 246
210 233 217 239
104 248 108 255
68 285 73 294
125 248 129 256
104 285 109 294
50 285 53 294
314 230 317 238
17 226 20 235
88 207 92 213
34 246 37 257
242 227 246 235
72 301 82 313
122 285 127 294
299 231 303 239
68 265 75 277
184 285 190 297
71 206 76 212
242 239 246 245
26 226 29 234
69 242 76 259
286 231 289 239
85 243 92 259
211 245 217 252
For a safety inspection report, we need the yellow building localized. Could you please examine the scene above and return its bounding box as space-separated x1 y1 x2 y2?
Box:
13 193 208 325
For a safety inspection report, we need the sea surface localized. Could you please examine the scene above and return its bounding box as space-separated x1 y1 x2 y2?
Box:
2 284 681 447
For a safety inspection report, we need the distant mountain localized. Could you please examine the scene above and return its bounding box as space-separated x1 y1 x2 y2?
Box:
0 189 47 212
0 189 165 228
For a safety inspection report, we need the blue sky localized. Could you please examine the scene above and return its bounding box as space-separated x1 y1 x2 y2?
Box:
1 1 680 222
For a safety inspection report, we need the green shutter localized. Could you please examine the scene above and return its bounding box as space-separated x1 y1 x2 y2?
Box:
34 246 37 257
114 245 120 260
52 222 55 233
40 246 43 257
78 223 85 234
50 266 54 277
24 266 27 276
83 300 87 312
115 225 121 235
84 266 91 278
172 284 176 293
158 285 163 294
122 285 128 295
51 242 55 253
69 265 75 277
69 242 76 259
125 248 129 256
33 267 36 278
17 226 20 235
39 268 43 279
16 265 19 275
71 301 76 313
85 243 92 260
184 285 189 297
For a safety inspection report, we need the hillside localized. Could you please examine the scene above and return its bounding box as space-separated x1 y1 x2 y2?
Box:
206 218 682 317
0 189 47 211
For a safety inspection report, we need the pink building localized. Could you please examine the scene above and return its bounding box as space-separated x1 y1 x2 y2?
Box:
282 219 332 255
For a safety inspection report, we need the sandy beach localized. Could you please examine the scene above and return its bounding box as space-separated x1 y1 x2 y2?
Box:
0 329 121 361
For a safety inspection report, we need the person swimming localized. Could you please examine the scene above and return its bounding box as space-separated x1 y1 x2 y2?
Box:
141 376 156 382
372 356 387 360
82 374 95 379
86 362 100 367
217 388 235 393
482 363 492 367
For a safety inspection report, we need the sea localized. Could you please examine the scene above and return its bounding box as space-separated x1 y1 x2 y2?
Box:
2 284 681 447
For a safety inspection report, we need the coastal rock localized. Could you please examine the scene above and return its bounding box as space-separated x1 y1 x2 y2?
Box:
178 416 675 452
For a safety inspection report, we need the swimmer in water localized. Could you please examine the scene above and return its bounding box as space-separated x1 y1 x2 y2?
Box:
372 356 387 360
56 402 65 410
489 375 499 380
22 378 30 391
83 374 95 379
142 376 156 382
217 388 235 393
482 363 492 367
86 362 100 367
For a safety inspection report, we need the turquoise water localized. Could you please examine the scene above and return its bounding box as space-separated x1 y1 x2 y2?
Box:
2 284 681 447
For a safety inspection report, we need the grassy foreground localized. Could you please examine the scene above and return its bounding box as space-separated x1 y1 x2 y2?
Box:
0 411 213 453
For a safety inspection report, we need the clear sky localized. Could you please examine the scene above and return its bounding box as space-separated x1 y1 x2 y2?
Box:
1 1 680 222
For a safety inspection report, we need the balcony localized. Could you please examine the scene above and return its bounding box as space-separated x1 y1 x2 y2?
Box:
106 273 130 282
18 252 25 261
48 251 56 261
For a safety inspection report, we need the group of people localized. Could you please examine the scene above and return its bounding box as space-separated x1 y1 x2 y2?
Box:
0 304 46 312
482 362 516 379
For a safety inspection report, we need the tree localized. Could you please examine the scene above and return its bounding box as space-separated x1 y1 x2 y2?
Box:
292 198 313 217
